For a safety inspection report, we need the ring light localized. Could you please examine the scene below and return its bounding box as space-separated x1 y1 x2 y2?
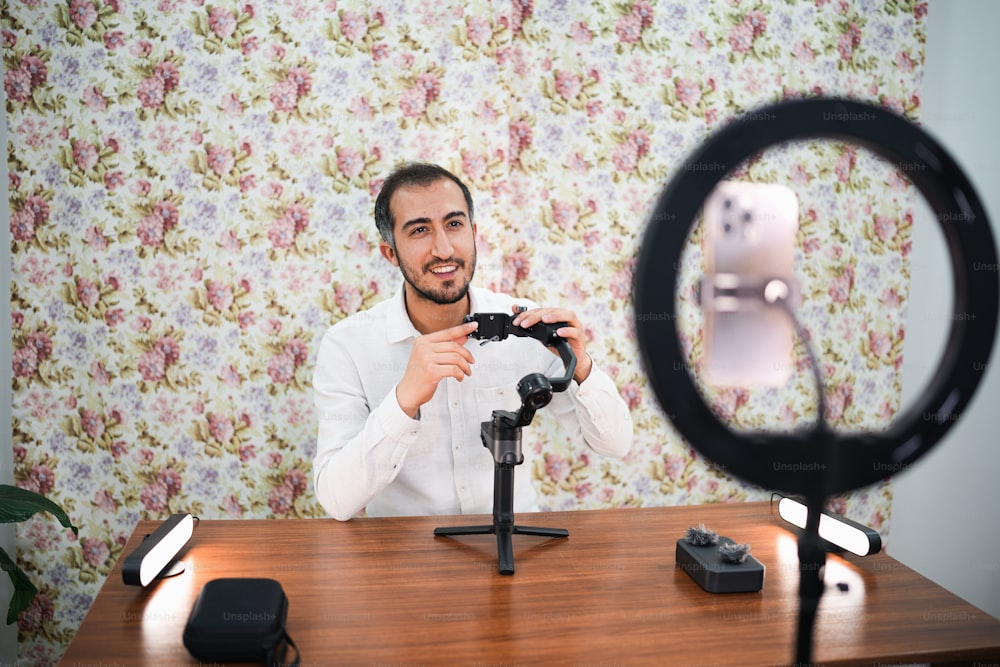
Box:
634 97 998 499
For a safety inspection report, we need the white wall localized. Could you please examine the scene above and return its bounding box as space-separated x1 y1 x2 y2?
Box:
892 0 1000 621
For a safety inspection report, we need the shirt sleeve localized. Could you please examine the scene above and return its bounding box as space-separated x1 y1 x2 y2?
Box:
311 328 421 521
545 354 634 458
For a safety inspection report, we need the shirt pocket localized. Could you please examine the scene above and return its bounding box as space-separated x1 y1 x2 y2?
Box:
475 383 523 416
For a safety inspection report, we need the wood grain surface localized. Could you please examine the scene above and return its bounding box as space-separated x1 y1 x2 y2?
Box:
59 501 1000 666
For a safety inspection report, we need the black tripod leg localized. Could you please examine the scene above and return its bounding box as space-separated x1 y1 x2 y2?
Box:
496 527 515 575
512 526 569 538
433 525 494 536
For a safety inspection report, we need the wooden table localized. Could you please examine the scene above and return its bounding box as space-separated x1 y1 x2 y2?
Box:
60 501 1000 666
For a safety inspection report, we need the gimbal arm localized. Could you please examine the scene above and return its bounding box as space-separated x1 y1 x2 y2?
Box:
464 312 578 427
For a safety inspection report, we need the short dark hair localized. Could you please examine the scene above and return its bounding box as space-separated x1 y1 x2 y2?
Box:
374 162 474 246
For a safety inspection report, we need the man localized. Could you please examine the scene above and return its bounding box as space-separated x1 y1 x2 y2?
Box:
312 162 632 520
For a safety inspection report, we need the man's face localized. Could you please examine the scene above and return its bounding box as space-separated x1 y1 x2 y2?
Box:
379 178 477 306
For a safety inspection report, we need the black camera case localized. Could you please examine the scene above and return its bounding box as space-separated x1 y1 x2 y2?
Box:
183 577 298 665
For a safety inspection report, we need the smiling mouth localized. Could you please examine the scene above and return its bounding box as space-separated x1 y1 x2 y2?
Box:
428 262 462 276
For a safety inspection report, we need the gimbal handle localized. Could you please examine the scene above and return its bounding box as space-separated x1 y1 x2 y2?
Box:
545 336 577 393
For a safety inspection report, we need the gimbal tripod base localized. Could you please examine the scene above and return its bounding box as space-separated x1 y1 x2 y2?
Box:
433 510 568 576
434 416 568 575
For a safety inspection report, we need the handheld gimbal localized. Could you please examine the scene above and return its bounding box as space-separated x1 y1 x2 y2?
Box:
433 312 576 575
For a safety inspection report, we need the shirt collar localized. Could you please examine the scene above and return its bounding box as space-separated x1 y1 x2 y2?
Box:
386 285 419 344
385 284 483 345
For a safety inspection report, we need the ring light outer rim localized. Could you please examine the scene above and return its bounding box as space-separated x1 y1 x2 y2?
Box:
633 97 999 497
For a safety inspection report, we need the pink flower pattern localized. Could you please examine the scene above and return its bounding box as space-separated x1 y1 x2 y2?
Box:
554 70 582 100
398 85 427 118
340 10 368 42
136 76 165 109
5 67 32 102
10 208 36 241
68 0 97 29
71 139 99 172
206 144 235 176
208 7 237 39
81 537 110 568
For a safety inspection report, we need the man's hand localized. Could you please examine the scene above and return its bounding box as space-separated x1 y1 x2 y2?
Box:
396 320 479 418
511 306 593 384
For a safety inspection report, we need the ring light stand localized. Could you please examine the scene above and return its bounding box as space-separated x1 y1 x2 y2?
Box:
633 98 998 664
435 315 578 575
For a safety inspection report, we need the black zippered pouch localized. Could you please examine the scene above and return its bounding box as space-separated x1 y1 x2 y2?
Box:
183 578 299 666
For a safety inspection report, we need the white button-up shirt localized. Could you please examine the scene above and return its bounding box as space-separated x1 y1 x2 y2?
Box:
312 286 633 520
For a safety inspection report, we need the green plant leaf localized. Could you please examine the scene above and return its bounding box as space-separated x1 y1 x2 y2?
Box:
0 546 36 625
1 485 79 625
0 484 79 536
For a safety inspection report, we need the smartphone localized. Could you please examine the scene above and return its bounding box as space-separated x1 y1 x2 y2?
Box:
700 180 799 387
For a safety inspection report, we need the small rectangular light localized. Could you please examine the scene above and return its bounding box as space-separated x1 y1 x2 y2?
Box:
122 513 195 586
777 496 881 557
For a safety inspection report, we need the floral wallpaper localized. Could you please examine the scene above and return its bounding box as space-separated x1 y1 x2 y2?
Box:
3 0 925 663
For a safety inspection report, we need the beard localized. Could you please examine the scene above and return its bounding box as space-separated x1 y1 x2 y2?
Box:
397 249 477 306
